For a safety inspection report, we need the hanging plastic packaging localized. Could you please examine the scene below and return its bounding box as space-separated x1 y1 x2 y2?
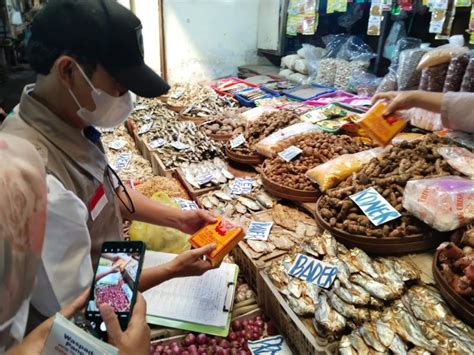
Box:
403 177 474 232
383 21 407 59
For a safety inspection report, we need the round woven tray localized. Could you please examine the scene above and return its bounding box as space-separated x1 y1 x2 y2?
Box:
314 197 448 254
261 169 319 203
225 146 264 166
433 249 474 326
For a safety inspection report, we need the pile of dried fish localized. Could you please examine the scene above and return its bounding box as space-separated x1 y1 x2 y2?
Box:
136 176 189 199
138 116 224 169
102 125 154 181
268 232 421 335
198 175 277 222
130 97 178 122
180 158 234 189
339 286 474 354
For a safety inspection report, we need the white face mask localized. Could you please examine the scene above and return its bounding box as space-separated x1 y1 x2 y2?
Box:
68 63 133 129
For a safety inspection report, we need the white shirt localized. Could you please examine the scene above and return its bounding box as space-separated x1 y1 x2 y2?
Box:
31 175 93 316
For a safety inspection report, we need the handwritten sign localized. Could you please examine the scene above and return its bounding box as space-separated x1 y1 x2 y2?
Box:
248 336 292 355
230 178 255 195
133 104 149 111
278 145 303 162
108 139 127 151
195 174 214 186
170 141 190 150
138 122 153 135
149 138 166 149
246 221 273 241
175 198 199 210
230 134 246 149
288 254 338 289
112 153 132 171
349 187 401 226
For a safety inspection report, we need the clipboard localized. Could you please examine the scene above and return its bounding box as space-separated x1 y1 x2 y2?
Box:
143 251 239 337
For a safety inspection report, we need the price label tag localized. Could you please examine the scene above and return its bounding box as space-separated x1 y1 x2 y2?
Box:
133 104 149 111
230 178 255 195
278 145 303 162
100 127 115 133
108 139 127 151
149 138 166 149
248 336 292 355
230 134 246 149
175 198 199 210
288 253 338 289
170 141 190 150
350 187 401 226
138 122 153 135
112 153 132 171
195 174 214 186
171 90 184 100
245 221 273 241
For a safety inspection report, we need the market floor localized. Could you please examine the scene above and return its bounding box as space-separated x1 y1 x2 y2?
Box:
0 67 36 113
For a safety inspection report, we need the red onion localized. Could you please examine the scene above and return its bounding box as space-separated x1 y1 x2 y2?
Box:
255 320 264 328
95 280 130 312
230 349 239 355
164 350 173 355
230 340 240 349
181 352 190 355
237 351 247 355
208 338 217 346
184 333 196 346
154 345 163 353
256 316 262 322
215 346 225 355
251 332 260 340
171 345 182 354
187 344 198 354
231 320 242 331
242 320 250 328
219 339 230 349
228 332 238 341
240 330 247 338
195 334 207 345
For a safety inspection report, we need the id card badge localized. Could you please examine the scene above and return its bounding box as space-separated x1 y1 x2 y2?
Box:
89 184 108 221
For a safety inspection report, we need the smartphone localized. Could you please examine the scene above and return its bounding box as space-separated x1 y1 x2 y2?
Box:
86 241 145 340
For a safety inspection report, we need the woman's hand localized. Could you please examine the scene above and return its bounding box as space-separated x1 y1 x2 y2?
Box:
166 244 217 278
177 209 217 235
371 91 419 115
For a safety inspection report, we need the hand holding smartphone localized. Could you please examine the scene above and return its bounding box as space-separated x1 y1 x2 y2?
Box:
86 241 145 340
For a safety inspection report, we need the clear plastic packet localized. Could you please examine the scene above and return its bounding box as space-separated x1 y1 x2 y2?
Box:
417 45 468 70
390 37 422 69
255 122 322 157
443 54 470 92
402 177 474 232
347 70 382 96
315 58 338 86
383 21 407 60
419 63 449 92
460 57 474 92
240 106 278 122
397 48 428 90
322 33 350 58
376 68 398 93
438 146 474 178
401 107 443 131
281 54 302 70
306 148 386 191
298 44 325 81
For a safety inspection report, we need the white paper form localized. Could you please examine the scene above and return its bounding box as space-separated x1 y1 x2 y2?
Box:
143 251 235 328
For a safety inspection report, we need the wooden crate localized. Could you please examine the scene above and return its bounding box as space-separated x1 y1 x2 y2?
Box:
174 167 220 201
260 272 339 355
132 131 175 178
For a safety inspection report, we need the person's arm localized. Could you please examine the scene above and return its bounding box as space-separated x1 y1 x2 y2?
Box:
117 185 216 234
371 91 444 115
441 92 474 133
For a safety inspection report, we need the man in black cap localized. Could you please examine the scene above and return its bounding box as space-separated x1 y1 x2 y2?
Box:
0 0 217 336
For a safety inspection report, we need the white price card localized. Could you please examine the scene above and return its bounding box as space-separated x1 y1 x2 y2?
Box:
245 221 273 241
195 174 214 186
100 127 115 133
278 145 303 162
248 336 292 355
149 138 166 149
133 104 149 111
171 90 184 100
138 122 153 135
170 141 190 150
112 153 132 171
349 187 401 226
288 253 338 289
230 178 255 195
108 139 127 151
175 198 199 210
230 134 246 149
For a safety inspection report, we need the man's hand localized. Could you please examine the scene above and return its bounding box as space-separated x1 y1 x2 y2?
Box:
166 244 217 278
372 91 418 116
99 293 150 355
177 209 217 235
7 291 89 355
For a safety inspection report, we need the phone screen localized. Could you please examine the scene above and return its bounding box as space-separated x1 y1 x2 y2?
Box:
86 241 145 338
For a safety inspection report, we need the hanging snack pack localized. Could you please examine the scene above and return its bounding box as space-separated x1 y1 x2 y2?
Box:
189 217 245 266
356 102 406 145
368 0 383 36
286 0 318 36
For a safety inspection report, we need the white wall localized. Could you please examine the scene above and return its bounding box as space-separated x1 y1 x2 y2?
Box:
163 0 261 84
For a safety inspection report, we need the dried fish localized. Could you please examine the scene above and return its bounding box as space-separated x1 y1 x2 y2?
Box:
350 273 399 301
246 240 275 254
359 322 387 353
333 280 371 306
288 295 315 316
349 332 370 354
314 293 346 335
328 291 368 324
348 248 380 281
255 192 275 209
388 257 420 282
237 196 261 211
339 336 357 355
374 258 405 295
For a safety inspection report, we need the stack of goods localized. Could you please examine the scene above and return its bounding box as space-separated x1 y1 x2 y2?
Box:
180 158 235 190
226 111 300 161
213 77 255 96
199 108 247 140
102 125 154 181
234 87 275 107
263 133 369 195
317 135 461 240
135 176 189 200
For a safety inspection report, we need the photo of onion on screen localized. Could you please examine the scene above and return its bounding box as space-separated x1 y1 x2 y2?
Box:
87 252 140 313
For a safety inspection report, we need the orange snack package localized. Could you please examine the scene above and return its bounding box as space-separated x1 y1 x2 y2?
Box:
189 217 245 266
356 102 407 146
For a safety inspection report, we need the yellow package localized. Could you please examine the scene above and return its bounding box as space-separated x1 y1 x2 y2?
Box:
129 192 191 254
356 102 406 145
306 148 386 191
189 217 244 266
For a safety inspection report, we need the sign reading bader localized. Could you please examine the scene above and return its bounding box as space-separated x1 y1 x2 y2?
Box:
288 253 338 289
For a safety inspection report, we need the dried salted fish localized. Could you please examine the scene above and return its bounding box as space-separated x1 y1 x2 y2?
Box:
347 248 380 281
339 336 357 355
314 293 346 334
374 258 405 295
333 280 371 306
402 285 449 322
181 158 233 188
388 257 420 282
288 295 315 316
328 291 368 324
214 190 233 201
237 196 261 211
255 192 275 209
135 176 189 199
349 332 370 354
359 322 387 353
321 230 337 257
375 320 396 348
305 283 320 305
350 273 399 301
269 232 294 250
235 203 248 214
246 240 275 254
271 204 315 231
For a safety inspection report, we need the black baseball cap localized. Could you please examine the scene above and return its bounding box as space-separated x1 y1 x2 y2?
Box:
29 0 169 97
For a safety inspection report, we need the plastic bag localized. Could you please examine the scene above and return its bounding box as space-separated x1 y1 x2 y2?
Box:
419 63 450 92
288 72 309 83
315 58 338 86
129 192 191 253
347 70 382 96
417 45 468 70
397 48 427 90
279 69 295 79
402 177 474 232
294 59 309 74
376 69 398 93
255 122 321 157
338 36 376 62
460 57 474 92
281 54 302 70
383 21 407 60
390 37 422 69
322 34 349 58
298 44 325 81
401 107 443 131
307 148 386 191
443 54 470 92
438 146 474 178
